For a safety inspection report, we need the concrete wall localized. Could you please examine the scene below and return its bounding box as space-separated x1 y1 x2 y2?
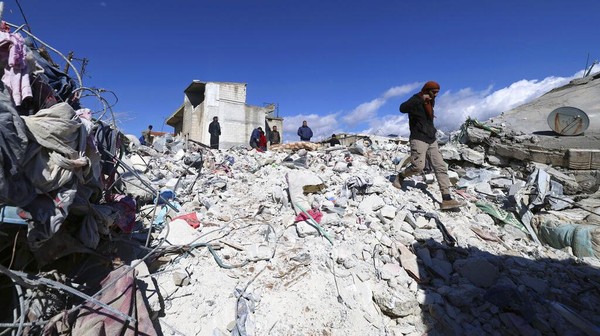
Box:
201 83 243 148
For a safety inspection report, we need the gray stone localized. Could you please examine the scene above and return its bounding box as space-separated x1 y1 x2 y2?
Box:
474 213 496 227
415 216 432 229
333 161 349 172
455 258 499 288
489 177 514 190
379 234 393 248
486 154 510 166
372 284 418 318
393 230 416 245
246 244 273 261
416 289 444 305
415 248 432 268
445 284 485 307
461 147 486 165
379 205 397 219
403 211 417 228
431 258 453 281
448 170 460 184
413 228 443 241
173 270 190 287
440 144 462 160
520 275 548 294
296 220 319 237
380 262 403 280
359 194 385 213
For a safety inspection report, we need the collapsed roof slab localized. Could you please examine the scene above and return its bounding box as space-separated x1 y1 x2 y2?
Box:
488 73 600 138
484 73 600 170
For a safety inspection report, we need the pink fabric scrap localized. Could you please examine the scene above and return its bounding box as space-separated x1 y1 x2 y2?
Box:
0 31 32 106
172 212 201 229
106 194 137 233
295 208 323 223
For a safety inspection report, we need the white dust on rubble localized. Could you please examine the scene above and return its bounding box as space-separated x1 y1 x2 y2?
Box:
127 139 600 336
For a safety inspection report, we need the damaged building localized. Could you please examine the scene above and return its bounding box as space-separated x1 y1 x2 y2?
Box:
166 80 283 149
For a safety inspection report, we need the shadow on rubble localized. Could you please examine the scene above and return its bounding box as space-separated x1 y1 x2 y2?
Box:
410 239 600 336
532 130 562 137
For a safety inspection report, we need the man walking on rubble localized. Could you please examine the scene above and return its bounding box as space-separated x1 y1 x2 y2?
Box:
208 116 221 149
297 120 313 141
393 81 466 210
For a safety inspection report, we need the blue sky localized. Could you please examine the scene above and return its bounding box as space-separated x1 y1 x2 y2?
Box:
4 0 599 142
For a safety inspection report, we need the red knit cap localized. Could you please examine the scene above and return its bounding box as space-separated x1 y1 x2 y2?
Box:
421 81 440 92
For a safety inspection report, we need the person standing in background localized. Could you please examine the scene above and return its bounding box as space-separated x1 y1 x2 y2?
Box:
142 125 154 145
269 125 281 145
329 134 341 146
258 129 268 152
208 116 221 149
297 120 313 141
250 126 262 149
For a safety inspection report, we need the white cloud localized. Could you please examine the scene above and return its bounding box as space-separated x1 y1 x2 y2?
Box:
342 98 385 126
342 83 421 126
433 76 573 132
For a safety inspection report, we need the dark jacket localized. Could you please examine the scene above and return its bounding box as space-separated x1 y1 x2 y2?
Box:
269 130 281 145
208 121 221 136
297 125 313 141
250 128 261 147
399 94 437 144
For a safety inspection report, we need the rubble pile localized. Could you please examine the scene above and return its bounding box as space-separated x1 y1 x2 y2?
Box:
2 107 600 335
125 133 599 336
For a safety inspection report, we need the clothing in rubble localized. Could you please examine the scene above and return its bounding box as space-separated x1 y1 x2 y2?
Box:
258 130 268 151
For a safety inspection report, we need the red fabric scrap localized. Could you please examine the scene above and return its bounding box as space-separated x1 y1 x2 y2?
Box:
172 212 201 229
295 208 323 223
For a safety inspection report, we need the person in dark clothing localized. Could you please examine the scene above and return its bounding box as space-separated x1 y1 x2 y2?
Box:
297 120 313 141
269 125 281 145
329 134 341 146
142 125 153 145
250 127 262 149
208 116 221 149
394 81 465 210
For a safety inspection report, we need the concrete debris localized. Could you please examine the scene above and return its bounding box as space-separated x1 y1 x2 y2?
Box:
2 22 600 336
